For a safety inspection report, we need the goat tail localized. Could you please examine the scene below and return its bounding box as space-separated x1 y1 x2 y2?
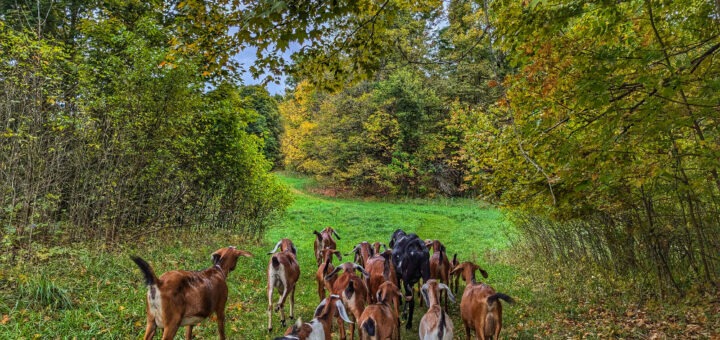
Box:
438 309 446 337
131 256 159 286
487 293 514 306
362 317 376 336
271 255 281 269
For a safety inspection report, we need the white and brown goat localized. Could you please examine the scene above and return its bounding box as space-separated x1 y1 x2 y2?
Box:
313 226 341 266
131 246 253 340
267 238 301 332
451 261 514 340
274 294 354 340
419 279 455 340
325 262 370 340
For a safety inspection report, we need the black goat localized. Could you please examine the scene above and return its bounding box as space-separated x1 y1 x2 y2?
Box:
389 229 430 329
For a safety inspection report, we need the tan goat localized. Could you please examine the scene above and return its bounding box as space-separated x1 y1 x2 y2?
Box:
267 238 301 332
347 241 374 267
419 279 455 340
451 262 514 340
131 246 252 340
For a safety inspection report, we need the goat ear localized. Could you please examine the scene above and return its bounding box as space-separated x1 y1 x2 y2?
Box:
324 266 341 281
478 267 489 279
334 250 342 261
314 298 328 317
236 249 253 258
335 300 354 324
353 264 369 278
332 229 341 240
420 283 429 307
211 253 221 265
439 283 456 303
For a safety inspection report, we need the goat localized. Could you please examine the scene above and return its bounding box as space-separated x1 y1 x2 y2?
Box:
267 238 301 332
363 250 398 304
313 226 340 266
358 281 405 340
131 246 252 340
389 229 430 329
316 248 342 300
425 240 451 309
451 261 513 340
325 262 370 340
346 241 374 267
419 279 455 340
274 294 354 340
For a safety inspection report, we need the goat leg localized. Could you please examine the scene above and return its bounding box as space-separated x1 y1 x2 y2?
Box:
143 313 157 340
185 325 193 340
403 282 415 329
289 288 296 319
277 286 289 326
267 285 274 331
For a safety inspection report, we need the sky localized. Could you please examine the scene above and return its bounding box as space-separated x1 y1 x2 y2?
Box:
233 42 303 96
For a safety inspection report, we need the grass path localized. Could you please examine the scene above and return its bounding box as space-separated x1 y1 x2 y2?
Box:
0 173 520 339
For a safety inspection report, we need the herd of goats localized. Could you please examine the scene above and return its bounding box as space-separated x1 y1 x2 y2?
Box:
130 227 514 339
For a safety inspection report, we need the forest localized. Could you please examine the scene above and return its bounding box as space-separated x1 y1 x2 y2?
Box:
1 0 719 338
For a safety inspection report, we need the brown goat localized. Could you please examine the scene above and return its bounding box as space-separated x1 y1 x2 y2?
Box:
267 238 301 332
450 262 513 340
419 279 455 340
363 250 398 304
347 241 374 267
325 262 370 340
275 294 354 340
358 281 405 340
131 246 253 340
426 240 451 308
316 248 342 300
313 227 340 266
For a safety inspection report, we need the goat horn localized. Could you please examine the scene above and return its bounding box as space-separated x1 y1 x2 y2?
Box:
267 240 282 255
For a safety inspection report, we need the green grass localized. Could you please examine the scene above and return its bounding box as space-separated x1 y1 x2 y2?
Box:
0 173 519 339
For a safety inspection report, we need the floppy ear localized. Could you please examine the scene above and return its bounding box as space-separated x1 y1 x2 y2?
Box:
333 250 343 261
420 283 430 307
211 252 221 265
439 283 456 303
478 267 489 279
332 229 341 240
313 230 322 240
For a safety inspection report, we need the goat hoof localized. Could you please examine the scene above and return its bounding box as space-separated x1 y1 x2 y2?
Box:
281 320 286 327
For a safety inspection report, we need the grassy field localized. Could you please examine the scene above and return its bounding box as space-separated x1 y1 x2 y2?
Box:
3 173 719 339
0 173 523 339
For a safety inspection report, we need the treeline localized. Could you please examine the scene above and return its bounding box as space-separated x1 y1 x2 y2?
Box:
0 2 289 245
278 1 720 295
